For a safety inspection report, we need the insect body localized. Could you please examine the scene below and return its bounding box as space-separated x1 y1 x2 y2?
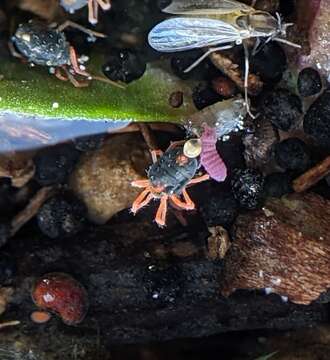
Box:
131 144 209 227
60 0 111 24
148 0 300 117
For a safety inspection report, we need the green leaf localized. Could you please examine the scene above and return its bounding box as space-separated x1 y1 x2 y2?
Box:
0 58 195 123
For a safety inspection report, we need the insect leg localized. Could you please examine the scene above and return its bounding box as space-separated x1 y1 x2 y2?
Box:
274 38 301 49
57 20 106 38
242 41 255 119
187 174 210 185
96 0 111 10
55 67 69 82
63 66 89 87
69 46 90 77
184 44 235 73
166 140 186 151
131 188 154 214
155 195 168 227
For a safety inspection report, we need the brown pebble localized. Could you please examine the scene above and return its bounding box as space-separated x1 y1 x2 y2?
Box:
169 91 184 108
31 311 52 324
211 76 236 98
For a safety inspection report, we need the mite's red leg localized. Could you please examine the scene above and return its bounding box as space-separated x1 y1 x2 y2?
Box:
131 179 150 188
187 174 210 185
151 150 163 164
69 47 90 77
131 188 153 214
155 195 168 227
169 192 195 210
88 0 98 24
96 0 111 10
55 67 68 82
57 20 106 38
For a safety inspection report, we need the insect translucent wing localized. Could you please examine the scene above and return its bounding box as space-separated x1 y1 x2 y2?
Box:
163 0 253 15
148 17 241 52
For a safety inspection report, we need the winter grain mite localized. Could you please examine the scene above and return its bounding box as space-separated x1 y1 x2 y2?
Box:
131 141 209 227
11 20 121 88
148 0 300 117
60 0 111 24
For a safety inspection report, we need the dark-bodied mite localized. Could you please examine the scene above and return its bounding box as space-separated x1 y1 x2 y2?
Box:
131 140 210 227
11 20 121 88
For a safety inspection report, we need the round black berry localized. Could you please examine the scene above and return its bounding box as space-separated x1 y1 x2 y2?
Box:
37 194 87 239
274 138 311 173
34 144 80 186
231 169 265 210
0 254 16 285
261 89 302 131
297 68 322 97
250 42 287 84
102 49 146 84
192 84 222 110
74 133 106 152
200 191 238 228
264 172 293 198
304 89 330 148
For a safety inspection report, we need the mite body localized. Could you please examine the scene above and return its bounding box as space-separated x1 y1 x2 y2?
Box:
148 0 299 116
60 0 111 24
131 144 209 227
11 21 120 88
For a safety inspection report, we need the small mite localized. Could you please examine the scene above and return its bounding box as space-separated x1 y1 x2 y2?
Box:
32 273 89 326
60 0 111 24
131 142 209 227
169 91 184 108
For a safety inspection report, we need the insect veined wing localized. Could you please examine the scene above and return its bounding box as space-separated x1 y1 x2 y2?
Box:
162 0 254 15
148 17 242 52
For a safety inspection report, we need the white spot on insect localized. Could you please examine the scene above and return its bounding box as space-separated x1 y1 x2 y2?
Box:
78 55 89 64
49 67 55 74
52 102 59 109
79 65 86 71
22 33 31 42
281 296 288 302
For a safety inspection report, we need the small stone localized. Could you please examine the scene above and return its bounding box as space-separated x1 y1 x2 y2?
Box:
207 226 231 260
169 91 183 108
69 134 150 224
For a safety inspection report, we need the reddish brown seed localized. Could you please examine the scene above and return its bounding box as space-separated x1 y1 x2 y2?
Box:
30 311 52 324
31 273 89 326
211 76 236 98
169 91 184 108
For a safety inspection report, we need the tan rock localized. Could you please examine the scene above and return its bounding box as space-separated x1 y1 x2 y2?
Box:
70 134 151 224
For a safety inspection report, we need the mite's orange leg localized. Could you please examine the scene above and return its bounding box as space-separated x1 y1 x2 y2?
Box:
96 0 111 10
63 67 89 87
69 47 90 77
155 195 168 227
187 174 210 185
131 188 153 214
166 140 185 151
169 192 195 210
131 179 150 188
151 150 163 163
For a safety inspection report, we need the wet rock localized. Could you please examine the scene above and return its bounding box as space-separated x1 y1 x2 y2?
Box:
231 169 265 210
222 193 330 305
298 67 322 97
304 89 330 147
243 117 279 170
274 138 312 173
69 134 150 224
261 89 302 131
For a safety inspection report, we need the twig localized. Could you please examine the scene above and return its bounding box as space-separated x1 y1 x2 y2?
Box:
11 187 55 236
138 124 158 150
293 156 330 192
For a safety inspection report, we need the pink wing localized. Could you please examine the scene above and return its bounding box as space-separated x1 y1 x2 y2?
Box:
200 124 227 182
